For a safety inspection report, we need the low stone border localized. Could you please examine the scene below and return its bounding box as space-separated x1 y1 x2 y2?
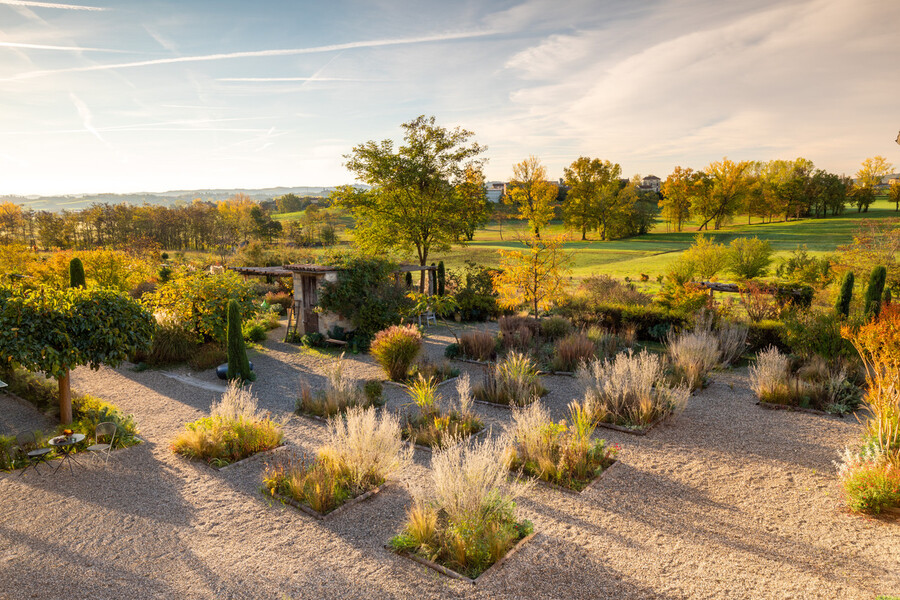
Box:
273 483 386 520
524 459 619 495
757 401 850 418
387 531 537 584
213 444 286 472
404 426 488 453
595 415 668 436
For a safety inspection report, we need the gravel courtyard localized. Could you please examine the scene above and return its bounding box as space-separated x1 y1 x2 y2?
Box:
1 323 898 600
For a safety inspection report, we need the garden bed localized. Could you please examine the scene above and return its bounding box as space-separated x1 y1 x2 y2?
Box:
404 426 488 453
272 484 387 520
386 531 537 584
523 459 619 495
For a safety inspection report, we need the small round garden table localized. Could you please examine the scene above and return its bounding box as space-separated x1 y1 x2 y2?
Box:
49 433 86 475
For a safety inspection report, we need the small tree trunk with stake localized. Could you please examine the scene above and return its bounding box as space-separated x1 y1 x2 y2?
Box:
58 369 72 425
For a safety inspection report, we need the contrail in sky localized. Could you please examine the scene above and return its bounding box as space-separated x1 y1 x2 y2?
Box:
0 0 105 10
3 30 497 81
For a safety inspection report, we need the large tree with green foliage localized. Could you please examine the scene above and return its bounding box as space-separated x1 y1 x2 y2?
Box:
562 157 622 240
332 115 486 290
0 286 154 424
693 158 751 230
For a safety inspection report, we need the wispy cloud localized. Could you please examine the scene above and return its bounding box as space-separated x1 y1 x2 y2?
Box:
217 77 383 82
3 30 497 81
68 92 113 148
0 0 105 10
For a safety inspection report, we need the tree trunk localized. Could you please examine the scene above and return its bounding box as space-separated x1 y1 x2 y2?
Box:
58 369 72 425
581 228 586 241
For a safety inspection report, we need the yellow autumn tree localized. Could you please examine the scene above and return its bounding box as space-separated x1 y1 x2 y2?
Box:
494 234 572 318
504 156 557 238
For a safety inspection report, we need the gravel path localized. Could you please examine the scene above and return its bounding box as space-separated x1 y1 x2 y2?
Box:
1 322 897 600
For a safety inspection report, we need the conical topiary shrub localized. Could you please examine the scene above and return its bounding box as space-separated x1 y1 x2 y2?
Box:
835 271 854 318
226 299 255 382
69 257 86 288
864 266 887 318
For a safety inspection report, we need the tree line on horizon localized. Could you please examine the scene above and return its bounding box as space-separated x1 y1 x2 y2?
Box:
1 114 897 257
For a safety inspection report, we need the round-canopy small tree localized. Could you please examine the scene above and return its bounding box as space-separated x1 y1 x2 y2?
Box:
0 286 154 424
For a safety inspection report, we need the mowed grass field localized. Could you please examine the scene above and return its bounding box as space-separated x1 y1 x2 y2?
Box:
276 198 899 285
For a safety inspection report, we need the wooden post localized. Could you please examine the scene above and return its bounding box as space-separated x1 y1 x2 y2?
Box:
58 369 72 425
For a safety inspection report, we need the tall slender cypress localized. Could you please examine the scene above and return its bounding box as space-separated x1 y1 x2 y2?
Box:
883 286 892 307
864 266 887 318
226 300 254 382
437 261 446 296
69 258 86 288
835 271 854 318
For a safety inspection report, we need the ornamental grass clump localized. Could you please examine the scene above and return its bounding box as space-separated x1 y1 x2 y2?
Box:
390 436 533 579
371 324 422 381
474 352 545 407
263 406 411 514
551 332 596 372
458 330 497 361
296 354 379 418
402 374 483 448
504 401 618 491
576 350 690 430
714 322 749 366
749 346 792 404
666 329 720 390
172 382 282 467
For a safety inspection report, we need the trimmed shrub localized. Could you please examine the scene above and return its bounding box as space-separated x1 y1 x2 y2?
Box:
835 271 854 318
226 299 255 382
69 257 86 288
865 265 887 318
370 324 422 381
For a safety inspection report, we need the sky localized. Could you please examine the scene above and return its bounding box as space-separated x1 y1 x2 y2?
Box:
1 0 899 196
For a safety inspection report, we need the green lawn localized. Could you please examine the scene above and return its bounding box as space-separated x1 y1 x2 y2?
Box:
271 199 899 283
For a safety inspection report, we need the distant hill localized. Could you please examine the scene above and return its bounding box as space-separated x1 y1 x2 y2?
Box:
0 185 366 212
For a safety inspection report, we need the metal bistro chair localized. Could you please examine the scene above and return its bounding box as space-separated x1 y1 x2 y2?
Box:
16 432 52 476
86 422 117 466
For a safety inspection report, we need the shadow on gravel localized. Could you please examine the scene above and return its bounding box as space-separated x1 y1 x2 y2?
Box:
572 462 893 589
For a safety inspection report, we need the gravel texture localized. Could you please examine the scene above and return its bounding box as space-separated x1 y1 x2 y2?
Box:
1 321 898 600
